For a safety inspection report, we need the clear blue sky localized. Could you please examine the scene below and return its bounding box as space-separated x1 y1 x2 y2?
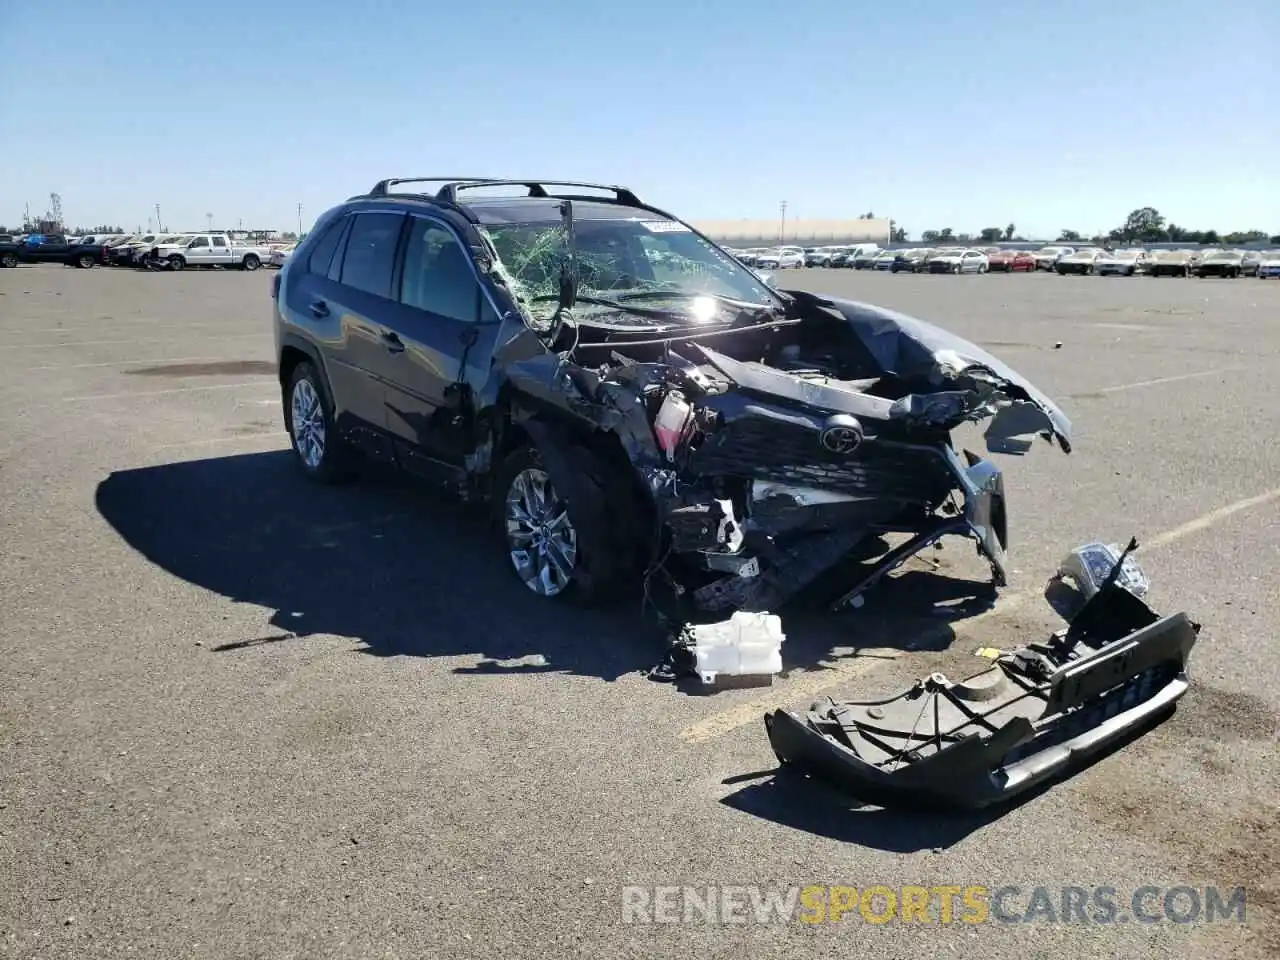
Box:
1 1 1275 239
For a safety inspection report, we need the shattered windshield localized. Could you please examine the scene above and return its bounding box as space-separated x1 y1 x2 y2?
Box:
484 218 777 320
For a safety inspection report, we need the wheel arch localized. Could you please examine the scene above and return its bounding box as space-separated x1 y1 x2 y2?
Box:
277 334 336 404
494 403 653 600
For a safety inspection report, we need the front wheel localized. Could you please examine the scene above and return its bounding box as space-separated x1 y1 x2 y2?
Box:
242 254 261 271
167 254 186 271
493 443 639 605
0 252 16 268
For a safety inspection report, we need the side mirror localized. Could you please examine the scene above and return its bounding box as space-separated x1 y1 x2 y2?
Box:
760 272 777 288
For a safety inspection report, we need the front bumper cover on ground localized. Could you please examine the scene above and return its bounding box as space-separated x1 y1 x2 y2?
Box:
764 561 1199 809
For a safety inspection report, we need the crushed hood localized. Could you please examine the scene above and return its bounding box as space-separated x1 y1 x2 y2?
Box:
791 292 1072 451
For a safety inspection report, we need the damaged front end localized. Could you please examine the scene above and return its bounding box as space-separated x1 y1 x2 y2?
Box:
498 283 1072 622
475 204 1072 666
763 540 1200 808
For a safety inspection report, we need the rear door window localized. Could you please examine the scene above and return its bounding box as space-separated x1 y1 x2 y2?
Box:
338 213 404 298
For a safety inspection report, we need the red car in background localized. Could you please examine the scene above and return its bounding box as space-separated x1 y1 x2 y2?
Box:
987 249 1036 272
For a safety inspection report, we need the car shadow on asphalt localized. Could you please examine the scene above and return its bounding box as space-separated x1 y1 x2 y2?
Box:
94 449 666 681
94 450 999 686
719 768 997 851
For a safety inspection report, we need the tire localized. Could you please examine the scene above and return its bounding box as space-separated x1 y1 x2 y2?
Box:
0 252 16 268
242 253 261 271
167 254 186 271
76 254 95 269
493 441 639 605
284 361 351 484
978 263 988 274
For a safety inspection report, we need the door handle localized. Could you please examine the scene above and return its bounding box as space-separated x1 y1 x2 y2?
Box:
309 300 330 318
380 330 405 353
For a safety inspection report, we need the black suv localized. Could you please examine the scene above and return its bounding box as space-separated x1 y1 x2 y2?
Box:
274 177 1071 613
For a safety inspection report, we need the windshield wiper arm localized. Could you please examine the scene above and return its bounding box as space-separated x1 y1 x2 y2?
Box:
615 289 791 311
528 293 684 320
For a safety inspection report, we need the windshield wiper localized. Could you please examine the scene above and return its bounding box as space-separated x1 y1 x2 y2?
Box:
528 293 686 321
613 289 780 311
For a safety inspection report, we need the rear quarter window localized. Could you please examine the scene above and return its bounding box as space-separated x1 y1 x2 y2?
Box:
305 215 348 276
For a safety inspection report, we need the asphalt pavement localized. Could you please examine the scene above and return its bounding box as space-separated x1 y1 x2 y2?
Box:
1 263 1276 959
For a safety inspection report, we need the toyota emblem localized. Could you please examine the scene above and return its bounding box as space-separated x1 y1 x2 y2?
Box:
820 426 862 454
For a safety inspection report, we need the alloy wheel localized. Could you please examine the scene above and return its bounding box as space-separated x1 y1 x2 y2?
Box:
290 377 327 470
504 467 579 597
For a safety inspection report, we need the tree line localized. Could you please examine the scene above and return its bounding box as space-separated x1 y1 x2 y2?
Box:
911 209 1279 247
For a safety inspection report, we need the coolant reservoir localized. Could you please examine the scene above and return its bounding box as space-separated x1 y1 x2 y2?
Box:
653 390 692 461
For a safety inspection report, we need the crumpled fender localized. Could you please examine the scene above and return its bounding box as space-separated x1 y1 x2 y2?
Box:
789 291 1072 452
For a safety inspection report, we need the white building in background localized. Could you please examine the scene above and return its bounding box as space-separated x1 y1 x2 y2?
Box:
692 217 892 246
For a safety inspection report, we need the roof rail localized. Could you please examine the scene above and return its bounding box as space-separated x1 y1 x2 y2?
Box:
364 177 641 207
367 177 503 198
437 179 642 206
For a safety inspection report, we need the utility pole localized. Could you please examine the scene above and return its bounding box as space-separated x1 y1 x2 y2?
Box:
155 204 162 232
779 200 787 244
296 202 303 238
206 212 213 231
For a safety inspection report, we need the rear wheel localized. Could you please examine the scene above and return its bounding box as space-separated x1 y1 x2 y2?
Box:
0 252 16 268
76 254 95 269
284 361 351 483
242 253 261 271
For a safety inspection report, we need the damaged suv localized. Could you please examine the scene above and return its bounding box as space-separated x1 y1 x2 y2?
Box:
274 178 1072 615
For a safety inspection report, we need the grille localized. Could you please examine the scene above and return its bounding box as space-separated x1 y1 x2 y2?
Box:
689 416 954 501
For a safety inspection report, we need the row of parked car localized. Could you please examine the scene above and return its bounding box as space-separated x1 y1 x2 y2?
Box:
0 231 297 271
725 243 1280 278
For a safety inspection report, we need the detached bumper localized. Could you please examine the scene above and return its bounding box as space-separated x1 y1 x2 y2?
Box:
765 594 1198 809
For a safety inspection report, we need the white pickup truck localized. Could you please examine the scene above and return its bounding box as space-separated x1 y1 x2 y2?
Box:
149 233 272 271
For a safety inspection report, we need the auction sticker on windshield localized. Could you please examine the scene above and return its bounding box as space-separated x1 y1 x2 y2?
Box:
638 221 692 233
